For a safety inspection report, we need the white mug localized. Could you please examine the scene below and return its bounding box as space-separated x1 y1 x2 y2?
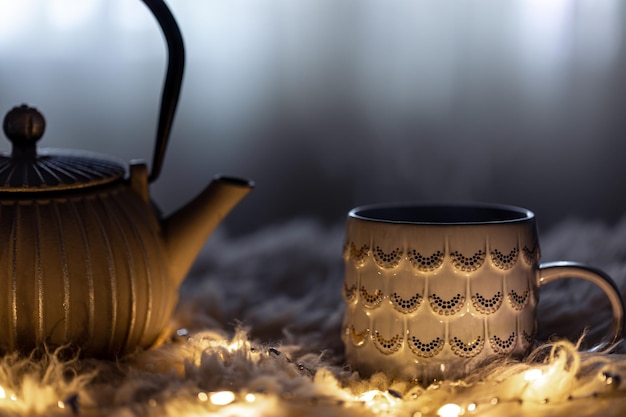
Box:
342 203 624 382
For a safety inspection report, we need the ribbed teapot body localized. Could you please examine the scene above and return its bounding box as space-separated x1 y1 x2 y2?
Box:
0 183 175 357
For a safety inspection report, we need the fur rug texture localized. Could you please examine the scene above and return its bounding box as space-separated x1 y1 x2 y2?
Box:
1 216 626 417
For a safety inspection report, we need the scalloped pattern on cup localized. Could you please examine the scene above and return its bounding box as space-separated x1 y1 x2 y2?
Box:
343 233 539 366
408 336 445 358
373 246 403 269
359 286 383 308
450 336 484 358
343 219 540 380
450 250 486 272
343 283 357 302
522 330 535 348
349 287 529 317
347 325 370 347
408 250 445 271
372 331 403 355
344 243 538 272
343 326 533 359
471 291 503 315
348 242 370 266
522 245 540 265
391 292 423 313
491 247 519 270
429 293 465 316
508 288 529 311
489 332 516 354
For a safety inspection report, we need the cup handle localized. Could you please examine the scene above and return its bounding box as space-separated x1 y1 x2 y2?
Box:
539 261 625 352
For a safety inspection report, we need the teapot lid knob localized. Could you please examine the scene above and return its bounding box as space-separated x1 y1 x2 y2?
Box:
0 104 126 191
3 104 46 152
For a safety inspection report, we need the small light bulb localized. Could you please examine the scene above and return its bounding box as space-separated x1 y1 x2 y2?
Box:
57 400 65 409
197 392 208 402
0 386 5 399
244 393 256 403
210 391 235 406
437 403 462 417
467 403 477 412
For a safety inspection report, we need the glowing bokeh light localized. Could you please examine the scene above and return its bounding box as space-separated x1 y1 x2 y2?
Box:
210 391 235 406
437 403 462 417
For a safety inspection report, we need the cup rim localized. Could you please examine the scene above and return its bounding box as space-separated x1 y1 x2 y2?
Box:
348 202 535 225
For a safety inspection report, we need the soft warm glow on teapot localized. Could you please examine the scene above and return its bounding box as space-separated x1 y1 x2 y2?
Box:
0 0 253 358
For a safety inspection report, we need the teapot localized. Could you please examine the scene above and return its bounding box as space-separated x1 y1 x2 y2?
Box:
0 0 253 357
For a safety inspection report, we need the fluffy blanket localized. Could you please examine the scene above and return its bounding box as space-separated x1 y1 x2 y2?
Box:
1 217 626 417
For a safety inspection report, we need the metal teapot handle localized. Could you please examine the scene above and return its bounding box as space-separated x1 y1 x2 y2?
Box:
141 0 185 183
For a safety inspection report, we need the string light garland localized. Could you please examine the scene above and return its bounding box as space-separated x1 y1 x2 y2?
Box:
0 331 625 416
35 371 626 417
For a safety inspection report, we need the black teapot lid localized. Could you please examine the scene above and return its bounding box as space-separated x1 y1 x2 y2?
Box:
0 105 126 192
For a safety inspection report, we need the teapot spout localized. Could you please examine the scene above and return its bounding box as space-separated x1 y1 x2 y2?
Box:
163 175 254 286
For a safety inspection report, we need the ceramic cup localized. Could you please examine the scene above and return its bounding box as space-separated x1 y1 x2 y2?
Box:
342 203 625 382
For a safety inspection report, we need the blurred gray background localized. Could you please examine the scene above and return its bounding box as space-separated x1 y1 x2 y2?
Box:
1 0 625 235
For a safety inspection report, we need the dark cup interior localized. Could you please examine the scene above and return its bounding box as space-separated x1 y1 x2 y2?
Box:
350 204 533 225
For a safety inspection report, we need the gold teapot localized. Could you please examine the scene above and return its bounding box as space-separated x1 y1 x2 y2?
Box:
0 0 253 357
